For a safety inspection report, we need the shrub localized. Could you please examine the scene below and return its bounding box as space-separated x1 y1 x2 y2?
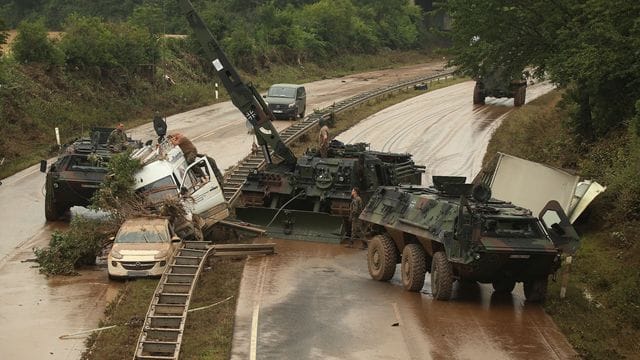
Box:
12 19 64 66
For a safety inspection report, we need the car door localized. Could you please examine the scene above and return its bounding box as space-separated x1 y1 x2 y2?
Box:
538 200 580 255
180 157 227 218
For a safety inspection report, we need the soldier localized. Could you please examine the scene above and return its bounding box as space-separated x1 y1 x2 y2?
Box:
153 111 167 143
168 133 206 180
107 123 128 151
348 187 367 249
318 119 330 158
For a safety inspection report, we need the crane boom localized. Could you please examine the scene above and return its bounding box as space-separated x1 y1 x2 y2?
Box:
177 0 297 167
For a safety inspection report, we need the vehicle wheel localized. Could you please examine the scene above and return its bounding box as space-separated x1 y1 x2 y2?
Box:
367 234 398 281
44 178 62 221
514 86 526 106
401 244 427 292
473 82 485 104
431 251 454 300
492 278 516 293
524 277 548 302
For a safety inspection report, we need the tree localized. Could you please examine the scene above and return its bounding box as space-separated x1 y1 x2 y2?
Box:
0 18 8 56
445 0 640 139
12 19 64 65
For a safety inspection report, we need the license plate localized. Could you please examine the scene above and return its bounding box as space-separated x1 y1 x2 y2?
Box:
127 270 148 277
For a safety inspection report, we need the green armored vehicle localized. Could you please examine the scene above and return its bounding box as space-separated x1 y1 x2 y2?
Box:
44 128 141 220
360 176 580 302
237 141 424 242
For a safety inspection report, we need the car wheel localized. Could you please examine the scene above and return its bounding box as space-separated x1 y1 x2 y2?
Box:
492 278 516 293
524 277 548 302
431 251 453 300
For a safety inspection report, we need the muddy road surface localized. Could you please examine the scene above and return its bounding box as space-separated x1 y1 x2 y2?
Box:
0 61 445 359
231 81 577 359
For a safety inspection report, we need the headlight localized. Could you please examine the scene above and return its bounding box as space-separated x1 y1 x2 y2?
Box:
155 250 169 259
111 249 123 259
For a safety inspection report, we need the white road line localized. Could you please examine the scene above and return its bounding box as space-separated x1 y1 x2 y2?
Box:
250 256 269 360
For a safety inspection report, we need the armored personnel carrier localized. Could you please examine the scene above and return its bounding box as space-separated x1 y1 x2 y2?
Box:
44 127 141 221
237 141 424 242
360 176 580 302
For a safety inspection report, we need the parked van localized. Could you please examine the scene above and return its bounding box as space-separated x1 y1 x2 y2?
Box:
264 83 306 120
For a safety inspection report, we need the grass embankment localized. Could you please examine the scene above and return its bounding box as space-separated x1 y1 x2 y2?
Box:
0 48 438 180
485 91 640 359
86 75 462 359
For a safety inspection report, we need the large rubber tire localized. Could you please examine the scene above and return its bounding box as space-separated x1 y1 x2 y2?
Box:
524 277 549 302
401 244 427 292
473 82 485 104
367 234 398 281
431 251 454 301
513 85 526 107
492 278 516 293
44 178 62 221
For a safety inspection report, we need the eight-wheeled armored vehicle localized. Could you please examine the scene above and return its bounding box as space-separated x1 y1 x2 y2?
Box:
44 127 141 221
177 0 424 242
360 176 580 302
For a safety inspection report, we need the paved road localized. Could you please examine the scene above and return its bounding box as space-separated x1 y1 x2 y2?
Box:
0 61 445 359
230 81 578 359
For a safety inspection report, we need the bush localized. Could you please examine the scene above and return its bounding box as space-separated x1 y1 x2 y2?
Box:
12 19 64 66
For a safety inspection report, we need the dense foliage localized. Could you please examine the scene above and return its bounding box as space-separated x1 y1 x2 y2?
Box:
446 0 640 140
12 19 63 65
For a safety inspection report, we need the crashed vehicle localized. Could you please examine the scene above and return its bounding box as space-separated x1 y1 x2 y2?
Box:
43 127 142 221
360 176 580 302
131 142 229 239
107 217 181 279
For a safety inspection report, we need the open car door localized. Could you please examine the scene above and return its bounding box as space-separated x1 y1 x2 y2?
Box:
181 157 228 221
539 200 580 255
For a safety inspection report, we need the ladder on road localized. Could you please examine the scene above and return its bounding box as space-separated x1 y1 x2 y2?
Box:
133 241 211 360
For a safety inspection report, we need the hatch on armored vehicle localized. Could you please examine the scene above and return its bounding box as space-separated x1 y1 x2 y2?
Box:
43 127 142 221
360 176 579 302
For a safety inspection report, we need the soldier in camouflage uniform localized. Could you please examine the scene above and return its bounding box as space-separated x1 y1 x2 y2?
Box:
349 187 367 249
107 123 128 151
318 119 330 158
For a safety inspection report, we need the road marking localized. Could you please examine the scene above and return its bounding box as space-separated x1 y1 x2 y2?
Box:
250 256 269 360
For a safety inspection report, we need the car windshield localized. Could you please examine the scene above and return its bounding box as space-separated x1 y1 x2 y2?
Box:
268 86 296 98
136 176 177 204
481 218 543 238
115 223 169 243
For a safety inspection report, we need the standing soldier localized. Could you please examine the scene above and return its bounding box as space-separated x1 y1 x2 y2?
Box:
318 119 330 158
107 123 128 151
153 111 167 143
349 187 367 249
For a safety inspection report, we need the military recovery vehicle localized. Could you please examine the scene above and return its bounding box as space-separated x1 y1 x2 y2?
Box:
473 68 527 107
177 0 424 242
360 176 580 302
43 127 142 221
237 141 424 241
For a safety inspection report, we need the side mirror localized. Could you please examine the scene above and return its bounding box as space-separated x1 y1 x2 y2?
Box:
171 236 181 243
40 160 47 173
145 139 153 146
262 94 267 98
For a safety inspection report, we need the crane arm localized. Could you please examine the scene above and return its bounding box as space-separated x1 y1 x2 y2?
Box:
177 0 296 167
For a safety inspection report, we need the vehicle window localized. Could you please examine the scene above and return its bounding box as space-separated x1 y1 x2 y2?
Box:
136 176 177 204
297 88 305 98
115 223 170 243
268 86 296 98
482 218 543 238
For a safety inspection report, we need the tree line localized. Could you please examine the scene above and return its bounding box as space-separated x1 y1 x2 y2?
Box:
445 0 640 141
0 0 434 71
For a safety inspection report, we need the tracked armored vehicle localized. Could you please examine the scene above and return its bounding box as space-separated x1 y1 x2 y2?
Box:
44 127 141 221
178 0 424 242
237 141 424 241
360 176 580 302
